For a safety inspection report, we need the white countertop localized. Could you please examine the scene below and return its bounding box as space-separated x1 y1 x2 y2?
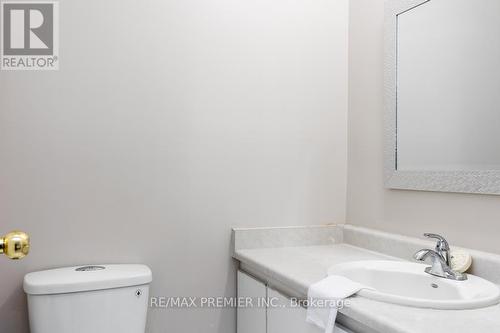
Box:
234 243 500 333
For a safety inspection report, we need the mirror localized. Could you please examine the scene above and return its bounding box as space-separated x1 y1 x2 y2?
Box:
385 0 500 194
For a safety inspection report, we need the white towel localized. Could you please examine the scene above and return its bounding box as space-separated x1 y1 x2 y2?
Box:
306 275 369 333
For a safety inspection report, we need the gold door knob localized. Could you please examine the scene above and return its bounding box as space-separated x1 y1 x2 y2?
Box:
0 231 30 260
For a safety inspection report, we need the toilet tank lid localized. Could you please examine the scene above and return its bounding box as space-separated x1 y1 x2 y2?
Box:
23 264 152 295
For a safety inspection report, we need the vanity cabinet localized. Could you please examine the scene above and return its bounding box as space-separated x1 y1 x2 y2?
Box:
267 287 323 333
237 270 267 333
237 270 354 333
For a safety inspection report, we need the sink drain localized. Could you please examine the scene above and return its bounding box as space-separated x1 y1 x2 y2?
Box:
431 283 439 289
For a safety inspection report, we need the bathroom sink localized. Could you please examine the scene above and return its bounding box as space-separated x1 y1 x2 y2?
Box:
328 260 500 309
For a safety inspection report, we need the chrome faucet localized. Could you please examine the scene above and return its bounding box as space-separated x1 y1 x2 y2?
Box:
423 233 450 265
413 233 467 281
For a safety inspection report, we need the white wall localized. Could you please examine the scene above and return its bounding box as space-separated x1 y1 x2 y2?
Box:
0 0 349 332
347 0 500 255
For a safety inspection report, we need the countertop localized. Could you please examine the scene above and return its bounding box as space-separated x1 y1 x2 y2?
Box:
234 243 500 333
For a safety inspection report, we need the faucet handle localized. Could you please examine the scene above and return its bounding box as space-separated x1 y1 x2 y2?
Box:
423 233 450 250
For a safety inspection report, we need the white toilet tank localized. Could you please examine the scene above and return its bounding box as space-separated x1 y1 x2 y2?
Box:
24 264 152 333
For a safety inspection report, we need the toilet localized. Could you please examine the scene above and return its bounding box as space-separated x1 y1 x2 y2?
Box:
23 264 152 333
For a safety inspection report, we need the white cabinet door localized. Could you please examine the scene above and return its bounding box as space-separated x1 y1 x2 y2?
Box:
237 271 266 333
267 287 323 333
267 287 353 333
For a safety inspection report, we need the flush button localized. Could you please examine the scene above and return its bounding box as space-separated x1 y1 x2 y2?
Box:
75 265 106 272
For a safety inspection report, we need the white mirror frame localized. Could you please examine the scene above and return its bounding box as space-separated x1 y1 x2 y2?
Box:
384 0 500 195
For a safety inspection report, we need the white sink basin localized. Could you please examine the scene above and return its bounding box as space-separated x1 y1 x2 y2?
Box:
328 260 500 309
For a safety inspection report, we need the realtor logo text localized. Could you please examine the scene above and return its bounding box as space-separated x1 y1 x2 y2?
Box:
1 1 59 70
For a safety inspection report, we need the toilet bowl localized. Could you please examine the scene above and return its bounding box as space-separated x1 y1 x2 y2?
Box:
23 264 152 333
